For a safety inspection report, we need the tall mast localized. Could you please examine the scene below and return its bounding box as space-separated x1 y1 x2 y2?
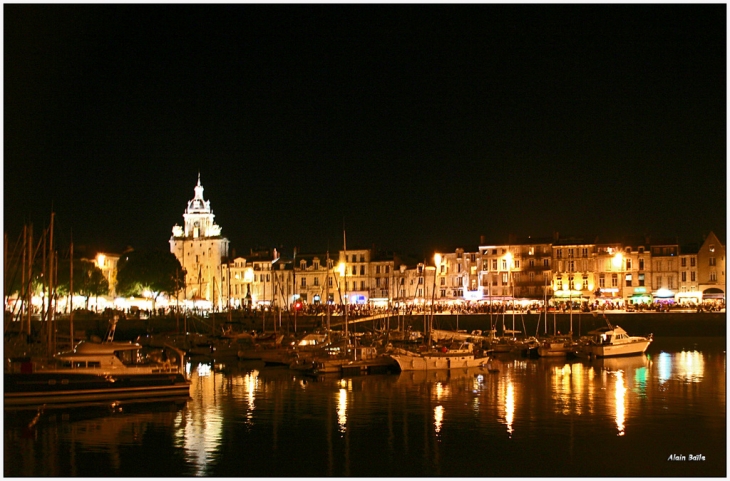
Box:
69 232 74 349
20 225 26 335
227 258 231 324
48 213 55 353
343 227 348 338
3 234 7 325
326 250 331 334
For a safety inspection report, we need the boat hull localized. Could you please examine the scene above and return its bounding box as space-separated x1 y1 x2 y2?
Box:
4 372 191 410
389 353 489 371
536 347 572 357
581 340 652 358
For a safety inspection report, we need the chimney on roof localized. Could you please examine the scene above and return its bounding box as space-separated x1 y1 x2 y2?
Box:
480 235 485 245
553 232 560 241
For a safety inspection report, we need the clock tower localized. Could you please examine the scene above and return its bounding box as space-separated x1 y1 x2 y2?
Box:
170 174 230 308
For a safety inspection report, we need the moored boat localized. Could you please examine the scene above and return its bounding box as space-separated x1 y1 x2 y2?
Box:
388 341 490 371
575 324 652 358
5 340 191 411
536 336 574 357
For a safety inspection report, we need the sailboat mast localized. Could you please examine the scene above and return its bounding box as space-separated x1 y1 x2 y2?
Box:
69 234 74 349
20 225 27 336
569 291 573 335
49 213 56 354
343 228 348 338
326 251 331 333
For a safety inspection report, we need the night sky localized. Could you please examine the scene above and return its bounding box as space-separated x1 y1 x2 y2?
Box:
4 4 727 258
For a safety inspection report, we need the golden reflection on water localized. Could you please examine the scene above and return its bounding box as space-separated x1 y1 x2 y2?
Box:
181 362 224 476
552 363 573 415
434 405 444 434
657 350 705 384
435 381 448 401
243 369 259 422
676 350 704 382
614 370 626 436
505 380 514 437
337 388 347 434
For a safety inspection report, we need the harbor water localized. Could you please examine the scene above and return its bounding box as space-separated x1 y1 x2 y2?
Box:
4 336 726 477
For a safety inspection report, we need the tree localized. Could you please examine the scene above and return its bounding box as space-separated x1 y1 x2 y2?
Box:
56 259 109 309
116 249 186 312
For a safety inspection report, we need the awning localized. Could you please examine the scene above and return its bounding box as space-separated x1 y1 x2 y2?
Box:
630 293 653 300
703 288 725 299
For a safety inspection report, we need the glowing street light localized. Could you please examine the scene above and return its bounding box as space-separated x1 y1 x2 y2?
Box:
612 252 624 270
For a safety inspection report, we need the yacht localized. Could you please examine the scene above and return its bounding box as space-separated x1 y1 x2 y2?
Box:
5 340 190 410
575 325 652 358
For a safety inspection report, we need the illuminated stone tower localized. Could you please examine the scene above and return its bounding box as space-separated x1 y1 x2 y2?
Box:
170 174 230 308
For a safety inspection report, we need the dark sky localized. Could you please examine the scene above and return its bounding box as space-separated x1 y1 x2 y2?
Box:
4 4 727 258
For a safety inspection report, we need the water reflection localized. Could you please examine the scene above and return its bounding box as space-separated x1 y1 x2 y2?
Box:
614 370 626 436
505 381 514 437
434 405 444 434
5 339 725 477
183 361 223 476
657 350 704 384
337 388 347 434
676 350 704 382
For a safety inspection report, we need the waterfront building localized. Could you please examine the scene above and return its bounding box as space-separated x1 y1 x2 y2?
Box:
436 248 477 302
621 237 653 306
397 262 428 305
697 231 725 303
219 248 290 310
593 241 625 307
368 251 397 308
169 175 230 309
90 251 121 297
294 252 331 305
248 248 277 307
221 256 251 309
676 242 700 304
272 256 295 309
649 238 680 304
507 236 552 302
551 235 596 306
477 243 512 301
337 248 371 305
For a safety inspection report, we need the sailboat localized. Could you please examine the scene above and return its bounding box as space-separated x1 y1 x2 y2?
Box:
536 291 575 357
388 340 491 371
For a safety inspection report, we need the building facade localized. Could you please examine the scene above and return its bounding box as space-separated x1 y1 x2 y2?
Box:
697 231 726 303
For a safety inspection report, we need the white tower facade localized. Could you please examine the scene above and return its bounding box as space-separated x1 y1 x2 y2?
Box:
170 175 230 308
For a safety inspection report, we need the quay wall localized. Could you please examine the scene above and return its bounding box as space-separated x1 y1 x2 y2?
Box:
17 311 726 342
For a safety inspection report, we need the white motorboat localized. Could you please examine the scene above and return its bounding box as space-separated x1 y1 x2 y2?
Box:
575 325 652 358
5 341 191 410
388 341 490 371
